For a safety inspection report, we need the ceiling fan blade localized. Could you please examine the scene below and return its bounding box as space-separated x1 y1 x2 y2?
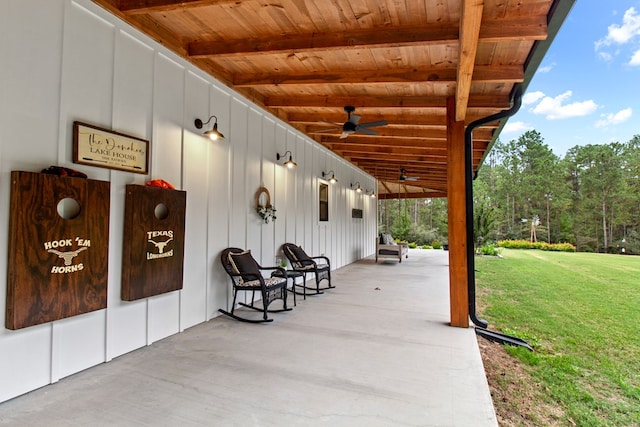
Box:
355 127 377 135
358 120 388 128
399 168 419 181
313 127 341 133
318 120 341 127
348 114 361 125
325 106 388 138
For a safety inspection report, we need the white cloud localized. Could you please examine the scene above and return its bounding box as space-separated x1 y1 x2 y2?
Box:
598 51 613 61
522 91 545 105
630 48 640 65
537 63 555 73
530 91 598 120
594 108 633 128
595 7 640 60
605 8 640 44
503 121 533 134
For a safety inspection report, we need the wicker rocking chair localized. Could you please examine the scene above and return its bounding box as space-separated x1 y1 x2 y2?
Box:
282 243 333 298
219 247 291 323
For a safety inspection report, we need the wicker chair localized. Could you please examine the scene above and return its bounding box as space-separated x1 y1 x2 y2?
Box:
282 243 333 298
219 248 291 323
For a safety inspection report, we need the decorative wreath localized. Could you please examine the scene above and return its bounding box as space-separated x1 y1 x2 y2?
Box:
255 186 276 224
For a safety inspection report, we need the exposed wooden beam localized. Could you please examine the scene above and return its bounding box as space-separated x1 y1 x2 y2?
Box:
376 180 449 191
190 24 459 57
480 16 549 43
379 177 449 185
265 95 510 109
118 0 234 14
456 0 484 121
328 149 486 165
360 162 448 173
313 128 448 139
380 181 394 195
313 127 495 141
378 191 448 200
374 180 449 189
361 169 449 180
321 141 448 152
342 152 449 164
287 112 500 128
233 65 523 87
309 123 497 136
338 151 450 162
377 184 448 193
188 18 546 58
290 114 445 127
373 176 449 185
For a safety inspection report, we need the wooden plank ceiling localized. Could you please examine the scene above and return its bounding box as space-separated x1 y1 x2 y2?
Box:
92 0 562 199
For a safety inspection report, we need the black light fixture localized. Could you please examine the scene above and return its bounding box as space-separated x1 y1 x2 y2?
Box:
368 190 376 198
276 150 297 169
322 170 338 184
350 182 362 192
194 115 225 141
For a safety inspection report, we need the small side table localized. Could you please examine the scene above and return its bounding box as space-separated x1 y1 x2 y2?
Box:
271 270 304 306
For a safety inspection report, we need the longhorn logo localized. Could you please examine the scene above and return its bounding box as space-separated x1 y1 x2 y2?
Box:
148 238 173 254
48 246 88 265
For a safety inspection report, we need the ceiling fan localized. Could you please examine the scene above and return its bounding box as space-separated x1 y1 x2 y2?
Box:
399 168 419 181
317 106 388 139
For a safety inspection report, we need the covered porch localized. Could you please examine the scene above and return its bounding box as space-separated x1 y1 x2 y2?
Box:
0 249 496 426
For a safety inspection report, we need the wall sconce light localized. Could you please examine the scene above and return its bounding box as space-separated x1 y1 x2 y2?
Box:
276 150 297 169
194 115 225 141
350 182 362 192
368 190 376 198
322 170 338 184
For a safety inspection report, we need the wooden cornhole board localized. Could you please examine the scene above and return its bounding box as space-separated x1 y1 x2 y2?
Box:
6 171 110 330
121 184 186 301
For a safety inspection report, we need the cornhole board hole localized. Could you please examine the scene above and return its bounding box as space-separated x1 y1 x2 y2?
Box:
6 171 110 330
121 184 186 301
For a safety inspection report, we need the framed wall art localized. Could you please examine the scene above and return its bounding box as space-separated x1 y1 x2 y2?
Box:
73 121 149 174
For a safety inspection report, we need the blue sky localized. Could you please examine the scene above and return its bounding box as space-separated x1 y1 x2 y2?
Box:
501 1 640 156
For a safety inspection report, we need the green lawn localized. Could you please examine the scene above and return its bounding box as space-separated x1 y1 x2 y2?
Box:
475 249 640 426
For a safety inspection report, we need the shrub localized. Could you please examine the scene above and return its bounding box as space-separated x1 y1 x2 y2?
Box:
497 239 576 252
408 242 418 248
478 244 500 256
551 242 577 252
432 241 442 249
403 226 443 246
421 245 432 249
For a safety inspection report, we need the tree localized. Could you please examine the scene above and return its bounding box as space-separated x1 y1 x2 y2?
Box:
473 165 499 246
378 131 639 253
564 143 625 251
488 132 561 242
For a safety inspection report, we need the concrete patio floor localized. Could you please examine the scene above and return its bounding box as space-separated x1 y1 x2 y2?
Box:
0 249 497 426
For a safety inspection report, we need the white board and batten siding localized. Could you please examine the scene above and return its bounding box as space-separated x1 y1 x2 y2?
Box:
0 0 377 403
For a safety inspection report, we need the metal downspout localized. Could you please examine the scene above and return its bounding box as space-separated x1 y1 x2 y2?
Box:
464 85 532 350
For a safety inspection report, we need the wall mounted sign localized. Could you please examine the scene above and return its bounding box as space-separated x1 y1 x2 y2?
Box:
6 171 110 330
352 208 363 219
121 184 186 301
73 121 149 174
